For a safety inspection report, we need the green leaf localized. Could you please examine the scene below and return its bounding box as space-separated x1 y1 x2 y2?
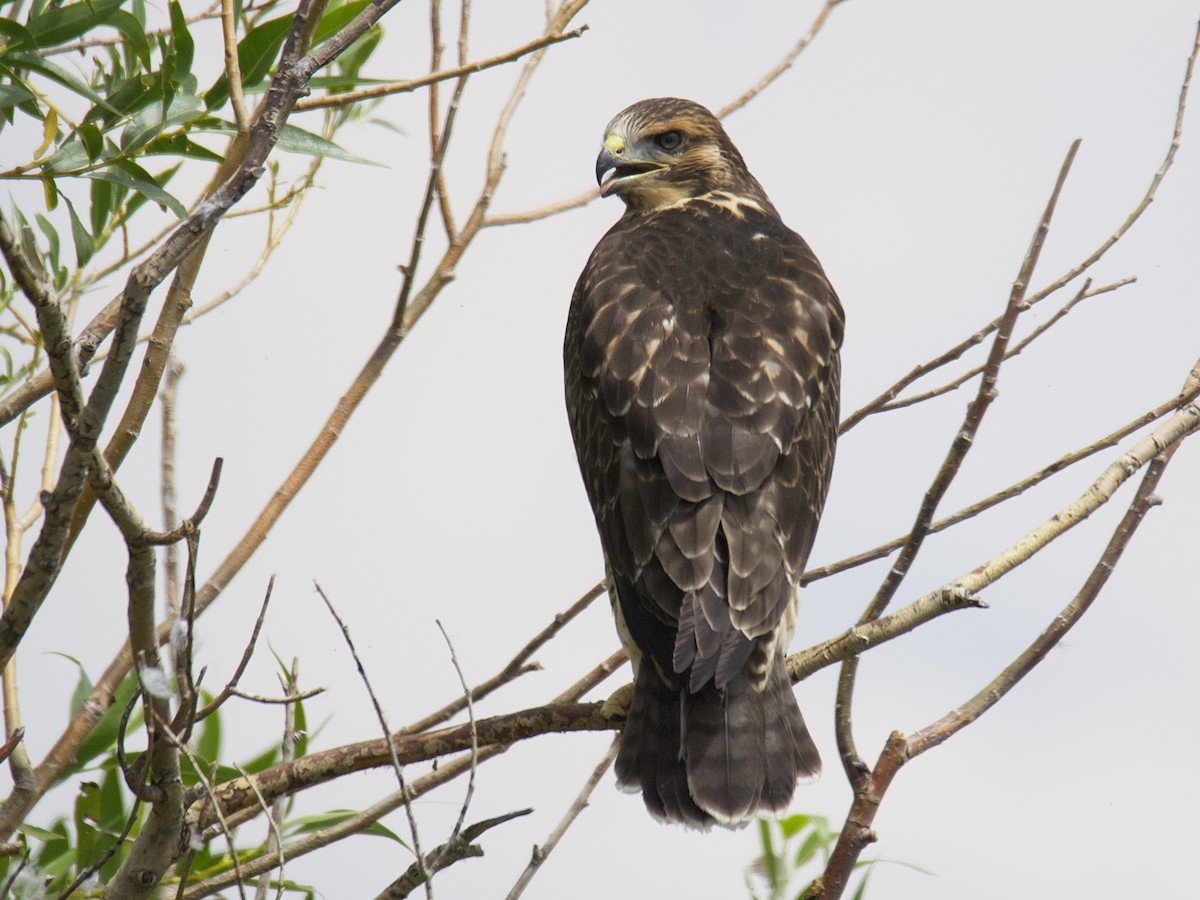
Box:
41 137 89 174
779 813 815 840
285 811 408 846
275 122 377 164
65 199 94 268
758 818 779 891
196 118 376 164
205 14 291 111
4 51 116 112
215 741 280 785
89 161 187 218
169 1 193 77
0 82 36 110
34 213 60 271
336 23 382 81
850 862 875 900
90 176 113 236
41 175 58 211
24 0 124 49
82 73 155 127
144 132 224 163
196 694 221 762
293 695 308 759
0 17 37 51
70 673 138 775
793 827 829 870
78 122 104 162
106 8 152 70
18 822 62 842
307 74 387 90
312 0 371 46
120 92 202 153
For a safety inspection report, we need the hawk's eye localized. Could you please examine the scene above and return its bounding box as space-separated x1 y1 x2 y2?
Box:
655 130 684 152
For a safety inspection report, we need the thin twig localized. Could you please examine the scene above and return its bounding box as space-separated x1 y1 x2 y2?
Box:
313 582 429 889
374 810 533 899
803 375 1200 585
253 658 299 900
835 140 1082 785
293 29 587 112
806 424 1180 900
716 0 846 119
223 0 250 132
504 736 618 900
181 651 615 899
878 276 1134 412
401 581 605 734
195 577 276 721
428 620 479 878
841 17 1199 434
484 0 845 227
161 355 186 624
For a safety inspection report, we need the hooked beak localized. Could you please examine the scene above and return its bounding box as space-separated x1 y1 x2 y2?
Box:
595 145 668 198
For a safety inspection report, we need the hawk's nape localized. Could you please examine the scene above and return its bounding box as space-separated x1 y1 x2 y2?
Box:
564 98 843 828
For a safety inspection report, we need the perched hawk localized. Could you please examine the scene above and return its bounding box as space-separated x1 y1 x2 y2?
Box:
564 98 844 827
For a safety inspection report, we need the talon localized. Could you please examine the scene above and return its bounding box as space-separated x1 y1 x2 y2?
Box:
601 682 635 722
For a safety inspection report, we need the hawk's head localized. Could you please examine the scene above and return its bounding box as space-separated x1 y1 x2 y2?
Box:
594 97 768 214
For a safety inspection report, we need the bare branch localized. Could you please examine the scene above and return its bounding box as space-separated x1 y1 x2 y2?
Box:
804 375 1200 584
313 582 428 885
195 577 276 721
806 404 1183 900
223 0 251 133
401 581 605 734
504 736 618 900
835 140 1082 783
485 0 845 227
878 276 1134 413
374 810 532 900
841 17 1199 434
715 0 846 119
294 28 587 112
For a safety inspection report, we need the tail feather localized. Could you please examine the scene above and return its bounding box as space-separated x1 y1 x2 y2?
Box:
614 653 819 828
615 665 714 828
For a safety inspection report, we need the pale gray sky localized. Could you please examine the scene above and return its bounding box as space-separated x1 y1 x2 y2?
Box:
9 1 1200 898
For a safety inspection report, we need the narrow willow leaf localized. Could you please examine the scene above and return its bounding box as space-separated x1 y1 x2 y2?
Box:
336 23 382 80
169 0 193 76
144 132 224 163
34 106 57 159
41 137 89 174
18 823 61 843
195 118 377 164
90 164 187 218
79 122 103 160
312 0 371 46
285 811 408 846
120 91 202 153
65 198 94 267
204 14 290 110
106 8 152 69
5 51 116 112
34 213 60 270
24 0 124 49
0 17 37 51
40 176 58 211
90 175 112 235
0 83 36 109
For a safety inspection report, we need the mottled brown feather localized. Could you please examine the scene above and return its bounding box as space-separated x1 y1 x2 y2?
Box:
564 98 843 826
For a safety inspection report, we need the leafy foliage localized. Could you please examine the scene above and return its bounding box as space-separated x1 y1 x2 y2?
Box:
747 813 929 900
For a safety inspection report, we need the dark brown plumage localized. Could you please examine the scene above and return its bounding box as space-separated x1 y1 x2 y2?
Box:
564 98 844 827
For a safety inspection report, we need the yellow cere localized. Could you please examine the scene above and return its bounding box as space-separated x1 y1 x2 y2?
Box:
603 133 626 154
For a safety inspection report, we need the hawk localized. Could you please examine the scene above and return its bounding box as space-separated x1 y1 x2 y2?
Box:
564 98 844 827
